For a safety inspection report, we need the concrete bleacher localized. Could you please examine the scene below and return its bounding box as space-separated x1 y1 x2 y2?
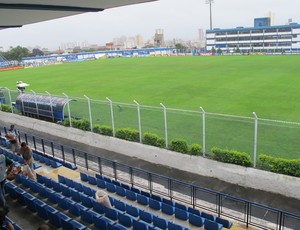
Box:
0 136 239 230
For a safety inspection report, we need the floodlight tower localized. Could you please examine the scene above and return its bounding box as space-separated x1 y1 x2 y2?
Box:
205 0 214 30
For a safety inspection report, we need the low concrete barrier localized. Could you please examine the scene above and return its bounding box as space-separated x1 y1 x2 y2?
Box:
1 111 300 200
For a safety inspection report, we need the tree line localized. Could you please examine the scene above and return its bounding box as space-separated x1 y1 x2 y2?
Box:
0 46 44 61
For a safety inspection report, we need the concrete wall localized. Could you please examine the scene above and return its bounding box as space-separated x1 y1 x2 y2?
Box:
1 111 300 200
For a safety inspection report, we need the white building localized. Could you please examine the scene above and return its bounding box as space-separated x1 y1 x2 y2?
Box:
206 18 300 53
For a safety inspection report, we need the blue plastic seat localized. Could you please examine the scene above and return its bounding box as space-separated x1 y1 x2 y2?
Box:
61 184 71 197
36 173 45 184
201 212 216 221
95 174 104 180
52 181 62 193
151 194 162 202
114 199 126 212
116 186 126 197
132 219 151 230
131 187 141 194
34 200 49 220
216 217 233 229
108 223 127 230
105 207 120 221
175 202 188 211
47 190 58 204
137 194 149 206
106 182 117 193
118 213 133 228
81 209 101 224
43 177 53 188
88 175 97 185
69 203 88 217
189 213 205 227
24 192 37 213
103 177 112 183
69 219 87 230
175 207 189 221
162 198 175 206
204 219 223 230
60 213 73 230
5 182 17 199
74 180 84 192
58 197 75 210
15 187 26 205
126 189 137 201
44 157 51 165
139 209 153 224
81 193 94 208
112 180 121 187
140 190 151 197
97 178 107 189
153 215 168 229
94 216 115 230
125 204 139 218
46 206 61 228
50 159 62 168
149 198 162 211
162 203 175 216
93 201 105 214
58 174 65 184
80 172 89 182
188 207 201 216
120 183 130 190
64 177 74 188
82 185 95 197
71 188 82 202
168 221 187 230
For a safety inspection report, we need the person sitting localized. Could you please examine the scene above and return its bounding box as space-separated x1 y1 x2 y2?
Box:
6 164 36 181
5 125 19 153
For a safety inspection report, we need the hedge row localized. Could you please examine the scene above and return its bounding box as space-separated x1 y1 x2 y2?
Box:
1 104 11 112
258 154 300 177
211 147 253 167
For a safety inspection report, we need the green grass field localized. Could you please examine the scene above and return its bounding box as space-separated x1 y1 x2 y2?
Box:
1 55 300 159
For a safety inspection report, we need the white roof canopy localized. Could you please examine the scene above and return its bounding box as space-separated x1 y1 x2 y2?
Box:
0 0 157 29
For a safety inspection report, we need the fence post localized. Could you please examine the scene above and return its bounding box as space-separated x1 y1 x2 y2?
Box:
160 103 168 148
134 100 142 143
84 95 93 131
62 93 72 127
45 91 54 122
200 106 206 157
4 87 13 113
253 112 258 168
30 90 39 118
106 97 115 137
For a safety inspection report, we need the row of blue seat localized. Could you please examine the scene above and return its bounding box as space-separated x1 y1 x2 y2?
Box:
80 172 232 229
32 149 77 170
56 174 191 230
5 181 90 230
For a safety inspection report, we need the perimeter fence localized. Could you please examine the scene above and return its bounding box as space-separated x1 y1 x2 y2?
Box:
1 127 299 230
1 88 300 167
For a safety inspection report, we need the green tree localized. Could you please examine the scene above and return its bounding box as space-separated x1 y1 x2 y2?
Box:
211 47 216 54
217 48 223 55
175 43 187 53
31 48 44 57
235 46 240 53
3 46 30 61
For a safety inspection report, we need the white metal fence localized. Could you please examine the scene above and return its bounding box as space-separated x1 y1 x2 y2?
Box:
2 88 300 166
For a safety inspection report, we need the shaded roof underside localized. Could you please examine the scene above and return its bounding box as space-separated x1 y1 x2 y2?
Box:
0 0 157 29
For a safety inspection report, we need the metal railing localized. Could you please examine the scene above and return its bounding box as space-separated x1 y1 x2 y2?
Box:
5 129 298 230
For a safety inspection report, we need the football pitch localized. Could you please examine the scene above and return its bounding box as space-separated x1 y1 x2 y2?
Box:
1 55 300 159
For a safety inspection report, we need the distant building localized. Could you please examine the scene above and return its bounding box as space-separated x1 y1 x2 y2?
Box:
206 17 300 53
154 29 165 47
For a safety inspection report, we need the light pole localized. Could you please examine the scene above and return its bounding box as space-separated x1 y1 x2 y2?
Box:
205 0 214 30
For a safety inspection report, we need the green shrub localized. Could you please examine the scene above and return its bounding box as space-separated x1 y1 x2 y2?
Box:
212 147 253 167
258 154 300 177
169 138 188 154
78 119 90 131
189 144 202 156
143 132 159 146
100 126 113 136
93 124 101 134
115 128 139 142
1 104 12 113
157 138 166 148
71 119 81 129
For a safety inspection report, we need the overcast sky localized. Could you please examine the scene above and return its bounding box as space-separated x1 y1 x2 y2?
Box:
1 0 300 51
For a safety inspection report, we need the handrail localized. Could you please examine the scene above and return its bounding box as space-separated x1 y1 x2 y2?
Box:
1 127 299 230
